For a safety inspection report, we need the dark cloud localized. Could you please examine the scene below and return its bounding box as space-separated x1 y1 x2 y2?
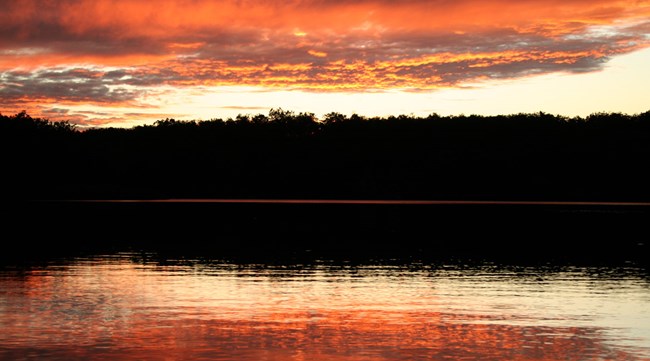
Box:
0 68 142 103
1 18 647 101
127 21 644 90
1 0 648 123
40 107 70 115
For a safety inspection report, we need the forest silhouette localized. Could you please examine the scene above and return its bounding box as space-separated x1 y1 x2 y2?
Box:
2 109 650 201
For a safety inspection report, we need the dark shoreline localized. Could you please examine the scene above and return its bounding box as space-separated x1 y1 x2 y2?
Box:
3 199 648 265
4 111 650 202
3 111 650 264
46 199 650 206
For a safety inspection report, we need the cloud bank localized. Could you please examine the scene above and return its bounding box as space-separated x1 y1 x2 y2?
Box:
1 0 649 124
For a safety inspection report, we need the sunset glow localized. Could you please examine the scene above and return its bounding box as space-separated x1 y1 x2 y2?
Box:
1 0 649 126
2 259 649 360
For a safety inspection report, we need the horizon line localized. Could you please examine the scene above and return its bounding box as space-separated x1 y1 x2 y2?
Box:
48 199 650 206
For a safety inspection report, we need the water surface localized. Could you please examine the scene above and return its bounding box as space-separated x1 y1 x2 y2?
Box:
1 255 649 360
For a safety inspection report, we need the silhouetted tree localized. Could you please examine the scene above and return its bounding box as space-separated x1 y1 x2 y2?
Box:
3 110 650 201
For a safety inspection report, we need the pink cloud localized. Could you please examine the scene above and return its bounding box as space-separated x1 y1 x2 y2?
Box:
1 0 649 124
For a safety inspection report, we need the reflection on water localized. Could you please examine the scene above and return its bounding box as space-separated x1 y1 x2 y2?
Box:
1 254 649 360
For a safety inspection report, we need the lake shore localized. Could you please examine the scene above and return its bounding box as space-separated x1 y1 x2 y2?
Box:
3 199 647 264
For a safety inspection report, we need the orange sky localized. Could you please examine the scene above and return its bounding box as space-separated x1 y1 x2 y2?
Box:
1 0 649 126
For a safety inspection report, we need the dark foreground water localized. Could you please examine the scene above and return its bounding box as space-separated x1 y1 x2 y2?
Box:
1 201 649 360
3 200 649 262
1 254 649 360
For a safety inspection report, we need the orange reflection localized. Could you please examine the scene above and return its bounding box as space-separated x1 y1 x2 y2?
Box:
0 306 642 360
1 263 647 361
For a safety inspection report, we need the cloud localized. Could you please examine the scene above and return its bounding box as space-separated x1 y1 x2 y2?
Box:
0 68 142 103
1 0 649 124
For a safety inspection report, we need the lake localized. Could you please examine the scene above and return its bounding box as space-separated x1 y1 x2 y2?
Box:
1 254 649 360
1 200 648 359
3 200 649 262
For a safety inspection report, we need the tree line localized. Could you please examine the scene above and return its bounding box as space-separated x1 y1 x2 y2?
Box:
2 109 650 200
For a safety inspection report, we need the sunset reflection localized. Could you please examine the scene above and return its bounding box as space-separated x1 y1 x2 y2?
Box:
1 257 648 360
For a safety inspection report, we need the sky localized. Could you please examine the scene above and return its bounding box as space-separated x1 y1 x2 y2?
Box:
1 0 649 127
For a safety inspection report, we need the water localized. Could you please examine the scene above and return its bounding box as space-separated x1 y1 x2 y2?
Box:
1 254 649 360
